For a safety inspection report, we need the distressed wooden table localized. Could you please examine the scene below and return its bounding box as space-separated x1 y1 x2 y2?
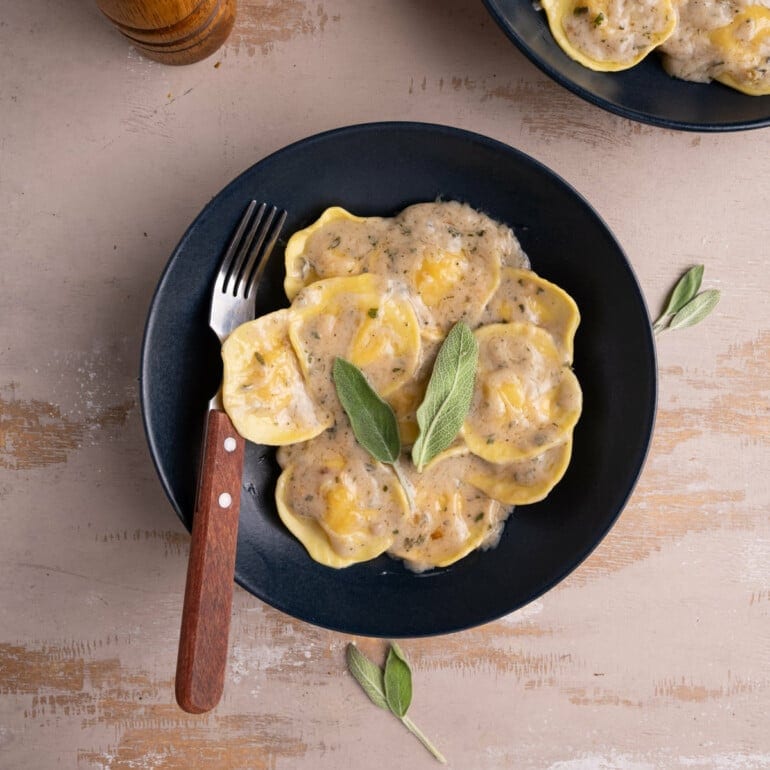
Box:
2 2 769 768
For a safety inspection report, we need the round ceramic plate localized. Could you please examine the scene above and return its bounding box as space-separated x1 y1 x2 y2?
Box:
141 122 657 637
483 0 770 131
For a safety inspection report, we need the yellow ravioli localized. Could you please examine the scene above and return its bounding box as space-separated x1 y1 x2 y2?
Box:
466 440 573 505
542 0 676 71
482 268 580 363
289 274 421 398
409 247 501 340
283 207 371 300
384 339 440 446
386 375 427 446
275 435 408 568
463 323 582 463
221 310 332 445
389 455 503 569
712 7 770 96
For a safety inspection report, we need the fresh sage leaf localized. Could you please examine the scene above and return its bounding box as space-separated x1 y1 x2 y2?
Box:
654 266 720 335
346 643 389 711
345 643 447 764
412 322 479 471
653 265 704 332
662 265 703 316
333 357 400 464
384 645 413 717
668 289 720 330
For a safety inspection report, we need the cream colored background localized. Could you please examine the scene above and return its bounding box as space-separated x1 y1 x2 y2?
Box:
1 1 769 768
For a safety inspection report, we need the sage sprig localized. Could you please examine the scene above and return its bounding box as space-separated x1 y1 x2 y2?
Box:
412 322 479 471
653 265 720 334
332 358 414 507
346 643 447 764
332 322 479 481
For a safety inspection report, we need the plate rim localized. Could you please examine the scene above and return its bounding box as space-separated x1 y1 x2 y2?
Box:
139 120 658 635
482 0 770 133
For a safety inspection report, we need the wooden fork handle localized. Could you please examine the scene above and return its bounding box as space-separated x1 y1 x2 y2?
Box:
176 408 245 713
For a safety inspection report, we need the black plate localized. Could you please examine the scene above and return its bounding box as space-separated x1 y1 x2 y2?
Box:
484 0 770 131
141 122 656 637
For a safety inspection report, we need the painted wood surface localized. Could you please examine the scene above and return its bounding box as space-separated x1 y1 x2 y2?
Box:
1 1 768 768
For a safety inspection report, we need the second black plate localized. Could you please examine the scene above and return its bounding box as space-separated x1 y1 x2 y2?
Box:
484 0 770 131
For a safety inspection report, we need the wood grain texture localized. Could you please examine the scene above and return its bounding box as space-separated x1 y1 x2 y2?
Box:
96 0 237 64
1 0 769 767
176 409 245 714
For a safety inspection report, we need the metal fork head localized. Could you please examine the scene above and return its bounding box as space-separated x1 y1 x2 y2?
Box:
210 201 287 340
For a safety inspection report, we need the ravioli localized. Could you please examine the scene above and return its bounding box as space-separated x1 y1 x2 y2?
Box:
542 0 676 71
482 268 580 363
275 428 408 568
660 0 770 93
466 440 573 505
221 309 331 444
384 339 440 446
711 6 770 95
388 454 507 570
388 203 511 339
283 207 377 300
289 274 421 401
463 323 582 463
280 201 524 339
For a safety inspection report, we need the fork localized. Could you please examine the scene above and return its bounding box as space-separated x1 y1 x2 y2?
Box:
176 201 286 714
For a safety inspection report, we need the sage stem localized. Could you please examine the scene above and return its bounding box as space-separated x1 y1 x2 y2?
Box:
401 715 447 764
392 458 415 512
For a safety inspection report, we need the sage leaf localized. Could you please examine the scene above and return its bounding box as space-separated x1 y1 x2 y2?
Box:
653 265 704 332
412 322 479 471
346 644 389 711
668 289 720 330
345 643 447 764
665 265 704 315
384 645 413 718
333 357 400 464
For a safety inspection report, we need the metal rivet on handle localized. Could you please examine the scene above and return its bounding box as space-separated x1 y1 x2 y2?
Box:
218 492 232 508
223 437 237 452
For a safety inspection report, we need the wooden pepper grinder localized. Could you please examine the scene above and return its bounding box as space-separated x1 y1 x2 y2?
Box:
96 0 237 65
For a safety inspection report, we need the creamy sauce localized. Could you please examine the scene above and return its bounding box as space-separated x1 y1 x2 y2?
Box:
541 0 770 93
660 0 770 93
293 201 528 337
561 0 675 64
257 201 582 571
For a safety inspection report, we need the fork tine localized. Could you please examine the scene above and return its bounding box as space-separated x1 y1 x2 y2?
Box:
216 200 258 294
245 208 287 298
226 202 267 295
232 205 275 297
